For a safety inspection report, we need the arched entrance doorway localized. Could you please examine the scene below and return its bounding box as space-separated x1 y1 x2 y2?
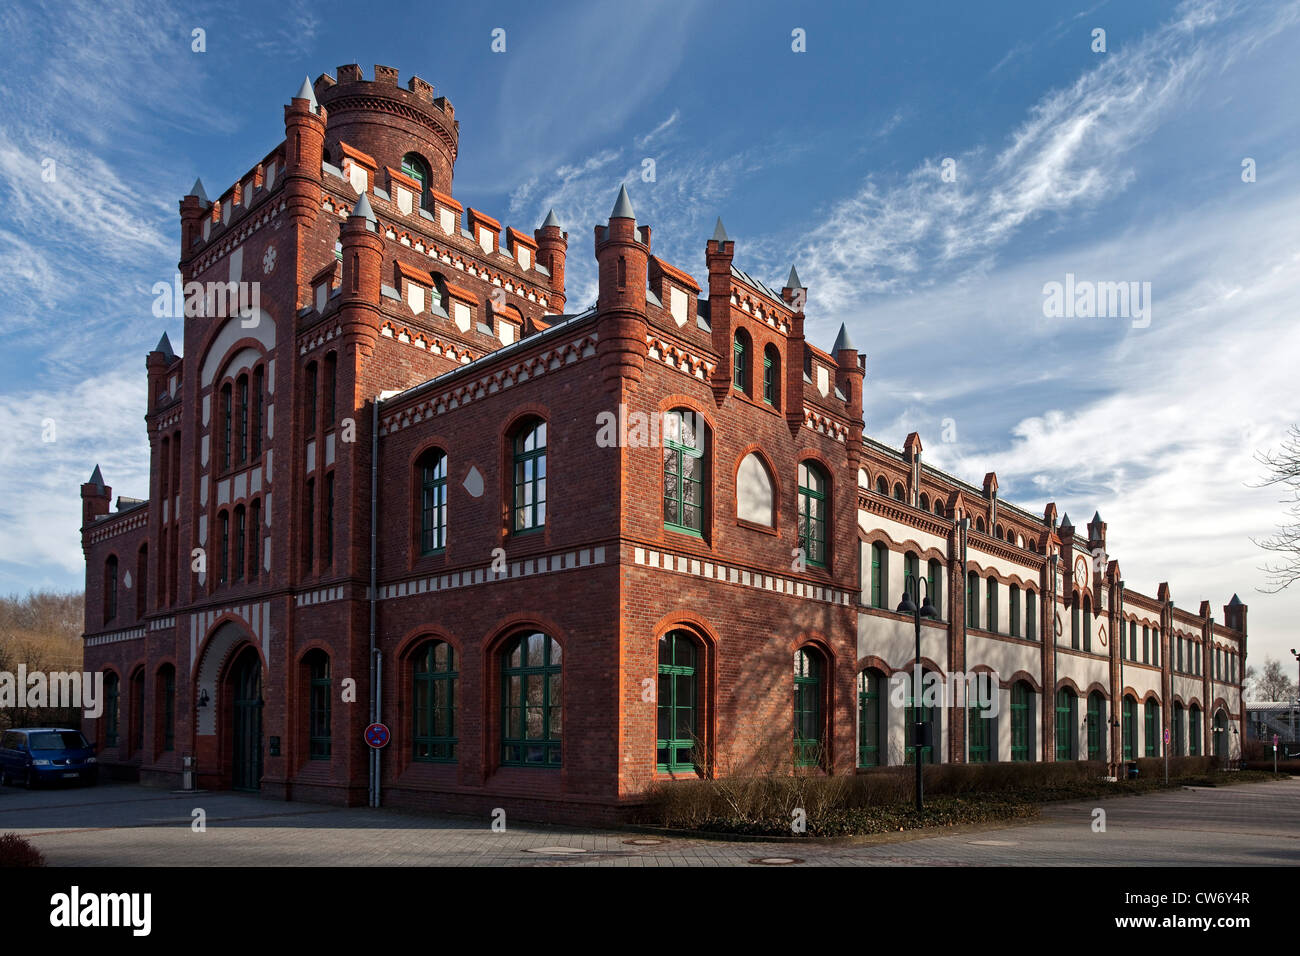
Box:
228 646 263 791
1212 709 1228 766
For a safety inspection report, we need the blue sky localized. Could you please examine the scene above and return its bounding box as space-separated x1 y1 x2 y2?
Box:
1 0 1298 672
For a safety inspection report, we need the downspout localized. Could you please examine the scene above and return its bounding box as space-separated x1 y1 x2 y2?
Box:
369 397 380 808
959 517 969 764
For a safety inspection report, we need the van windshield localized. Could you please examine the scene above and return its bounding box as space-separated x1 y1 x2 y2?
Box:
28 732 90 751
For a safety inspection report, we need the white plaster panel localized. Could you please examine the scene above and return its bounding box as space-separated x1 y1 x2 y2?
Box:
202 394 210 426
858 510 948 556
857 613 949 674
217 478 230 507
306 440 316 473
670 286 688 327
453 301 470 332
439 207 454 234
966 545 1039 584
200 434 210 467
234 472 247 501
229 246 243 284
200 312 276 386
737 453 774 526
199 474 208 506
266 405 274 440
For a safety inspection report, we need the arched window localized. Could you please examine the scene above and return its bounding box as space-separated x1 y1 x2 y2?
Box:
1189 704 1201 755
1056 689 1076 760
986 577 998 632
1082 595 1092 652
935 499 945 517
306 650 331 759
104 555 118 624
975 516 986 533
892 482 905 502
994 523 1004 540
413 640 457 761
968 686 993 763
222 381 234 468
104 671 120 748
502 632 561 766
1025 590 1037 640
233 504 246 582
664 409 705 535
1172 701 1185 756
1009 584 1021 636
857 669 884 767
870 543 887 608
324 351 337 427
156 664 175 753
763 344 780 406
401 152 432 208
657 631 699 772
418 448 448 553
252 364 264 458
736 452 774 528
237 373 249 464
218 509 230 584
511 418 547 533
1071 592 1081 649
1152 628 1160 667
875 476 888 496
902 551 920 600
1011 682 1033 761
919 492 930 512
1122 695 1137 760
1087 691 1105 760
1145 699 1160 757
797 461 828 567
793 648 823 767
732 329 750 395
966 571 979 628
129 669 145 755
905 668 938 765
927 558 943 618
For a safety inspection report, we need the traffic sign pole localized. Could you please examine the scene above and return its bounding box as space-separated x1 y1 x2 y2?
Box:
1164 728 1170 784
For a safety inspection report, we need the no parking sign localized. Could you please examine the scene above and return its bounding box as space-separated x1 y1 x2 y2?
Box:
365 722 391 749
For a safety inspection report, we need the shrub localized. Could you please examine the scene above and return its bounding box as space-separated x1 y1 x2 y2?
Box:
0 833 46 867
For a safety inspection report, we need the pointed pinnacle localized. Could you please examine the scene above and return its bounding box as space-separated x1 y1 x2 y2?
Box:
832 323 855 353
351 192 376 221
188 178 209 203
610 184 635 220
541 208 561 229
786 265 803 289
295 75 318 109
89 464 105 489
711 217 729 243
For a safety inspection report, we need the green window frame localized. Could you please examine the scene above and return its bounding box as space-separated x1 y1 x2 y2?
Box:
870 543 885 608
1082 597 1092 652
857 669 882 767
400 152 431 208
1055 689 1074 760
104 672 120 748
797 462 827 567
763 347 776 405
1010 682 1031 761
927 559 942 618
657 631 698 772
733 331 748 393
793 648 822 767
1025 590 1037 640
1009 585 1020 636
420 450 448 553
986 577 998 632
502 632 561 767
968 698 991 763
1086 692 1103 760
1071 596 1081 649
511 419 547 533
904 671 936 765
1173 703 1185 756
966 572 979 628
1189 705 1200 755
903 552 919 600
1143 625 1150 664
1145 699 1159 757
1123 697 1136 760
308 651 331 759
663 410 704 535
413 641 457 762
1213 711 1226 758
161 666 175 752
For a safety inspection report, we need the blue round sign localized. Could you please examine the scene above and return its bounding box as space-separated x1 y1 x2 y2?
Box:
365 722 391 749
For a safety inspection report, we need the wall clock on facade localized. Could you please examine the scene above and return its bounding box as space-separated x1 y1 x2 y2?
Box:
263 245 277 274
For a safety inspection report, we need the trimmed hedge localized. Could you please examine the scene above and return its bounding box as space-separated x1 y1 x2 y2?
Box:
0 833 45 867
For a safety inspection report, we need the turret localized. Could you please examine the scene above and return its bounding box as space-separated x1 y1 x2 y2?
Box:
337 193 384 355
147 333 177 412
782 266 805 435
283 76 327 228
706 218 736 404
1087 510 1107 551
179 178 209 260
594 186 649 393
81 465 111 528
534 209 567 312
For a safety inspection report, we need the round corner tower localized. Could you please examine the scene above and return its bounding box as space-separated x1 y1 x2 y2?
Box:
315 63 459 193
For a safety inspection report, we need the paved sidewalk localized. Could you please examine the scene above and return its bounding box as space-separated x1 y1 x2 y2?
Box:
3 777 1296 866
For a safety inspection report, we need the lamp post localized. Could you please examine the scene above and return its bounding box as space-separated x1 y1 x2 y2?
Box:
1290 648 1299 749
898 577 938 812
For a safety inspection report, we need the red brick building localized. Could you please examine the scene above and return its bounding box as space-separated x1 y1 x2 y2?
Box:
79 65 1246 822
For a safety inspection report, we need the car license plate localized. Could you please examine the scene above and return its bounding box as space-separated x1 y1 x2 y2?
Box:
62 772 79 778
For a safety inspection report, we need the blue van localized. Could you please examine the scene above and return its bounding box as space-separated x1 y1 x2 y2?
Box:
0 728 98 788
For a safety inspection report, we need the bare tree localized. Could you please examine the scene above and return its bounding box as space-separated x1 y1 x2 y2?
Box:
1250 657 1298 703
1253 424 1300 592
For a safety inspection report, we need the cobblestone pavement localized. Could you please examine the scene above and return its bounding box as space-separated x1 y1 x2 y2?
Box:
3 778 1297 866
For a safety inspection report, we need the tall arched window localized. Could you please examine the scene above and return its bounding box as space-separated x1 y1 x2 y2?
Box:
413 640 457 761
221 381 233 469
986 577 998 632
502 632 561 766
875 476 888 496
927 559 943 618
218 509 230 585
1011 682 1033 761
1009 584 1020 636
1087 691 1105 760
401 152 432 208
763 344 780 406
797 461 828 567
511 418 547 533
104 671 120 748
233 504 246 582
1145 699 1160 757
905 668 937 765
657 631 698 773
664 409 705 535
793 648 823 767
1055 689 1076 760
892 482 905 502
966 571 979 628
1071 592 1081 649
903 551 919 600
870 543 887 608
157 664 175 753
237 373 249 464
737 452 774 528
935 499 945 517
1172 701 1185 756
1123 695 1137 760
1025 589 1037 640
104 555 118 624
252 364 264 457
968 688 992 763
857 669 884 767
1082 595 1092 652
975 516 985 533
129 668 145 755
919 492 930 512
1189 704 1201 755
732 330 750 395
419 448 448 553
307 650 331 759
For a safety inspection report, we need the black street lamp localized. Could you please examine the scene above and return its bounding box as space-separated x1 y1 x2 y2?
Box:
898 578 938 811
